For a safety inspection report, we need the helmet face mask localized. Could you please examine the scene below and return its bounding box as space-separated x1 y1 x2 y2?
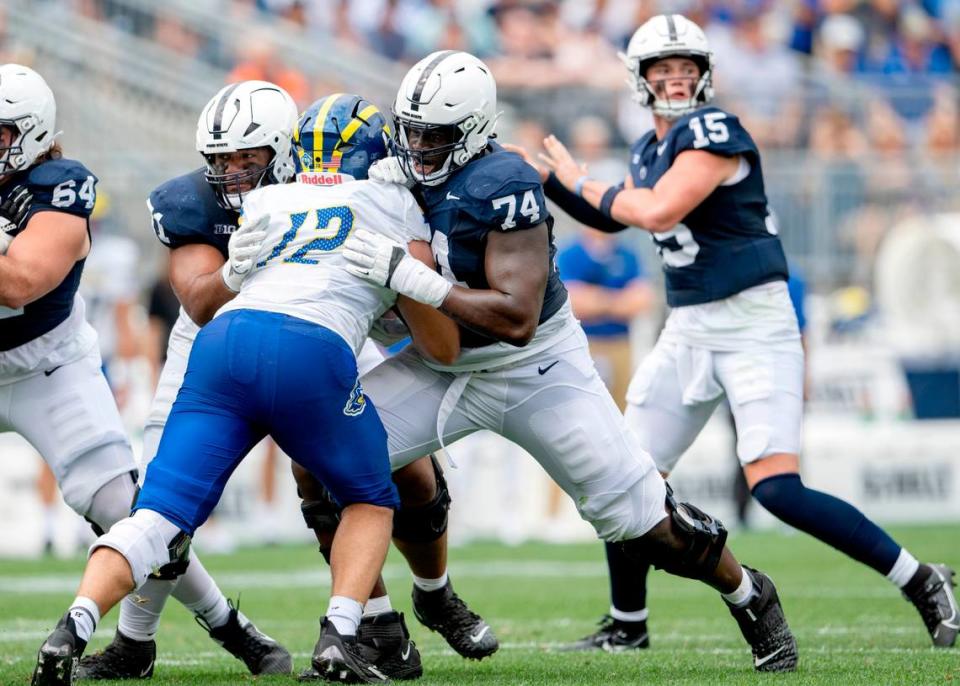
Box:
620 15 715 121
391 51 500 187
394 116 475 185
195 81 298 210
202 146 279 210
0 65 58 179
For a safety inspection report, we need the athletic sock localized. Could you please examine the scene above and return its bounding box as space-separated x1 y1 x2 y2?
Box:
413 571 449 593
171 551 231 629
887 549 923 589
363 595 393 617
610 607 648 623
722 567 757 607
68 596 100 643
327 596 363 637
606 541 649 614
183 584 231 630
118 578 176 642
751 474 902 576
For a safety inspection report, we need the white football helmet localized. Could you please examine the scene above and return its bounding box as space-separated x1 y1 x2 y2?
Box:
196 80 298 209
0 64 58 178
392 51 501 186
619 14 714 120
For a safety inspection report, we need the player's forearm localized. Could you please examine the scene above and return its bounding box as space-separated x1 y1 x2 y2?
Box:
440 287 542 347
177 269 236 326
0 255 51 308
544 174 627 234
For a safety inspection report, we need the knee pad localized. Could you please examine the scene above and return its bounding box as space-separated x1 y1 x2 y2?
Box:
301 486 342 533
624 484 727 581
393 455 451 544
93 509 191 590
84 471 138 536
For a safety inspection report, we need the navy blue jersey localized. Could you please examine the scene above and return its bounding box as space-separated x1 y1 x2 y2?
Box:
417 142 566 348
0 158 98 351
148 168 239 258
629 106 788 307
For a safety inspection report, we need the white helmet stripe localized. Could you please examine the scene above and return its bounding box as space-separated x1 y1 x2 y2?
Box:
212 82 241 140
410 50 457 112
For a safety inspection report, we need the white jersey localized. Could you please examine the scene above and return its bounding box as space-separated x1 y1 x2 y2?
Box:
219 180 430 355
659 281 801 353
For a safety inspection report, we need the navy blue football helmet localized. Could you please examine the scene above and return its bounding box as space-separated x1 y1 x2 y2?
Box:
294 93 391 181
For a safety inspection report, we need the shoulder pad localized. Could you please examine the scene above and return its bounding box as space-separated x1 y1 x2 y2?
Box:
457 152 550 232
26 158 98 219
148 170 235 249
671 107 757 159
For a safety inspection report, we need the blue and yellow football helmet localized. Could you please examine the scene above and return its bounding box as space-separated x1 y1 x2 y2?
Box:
293 93 391 181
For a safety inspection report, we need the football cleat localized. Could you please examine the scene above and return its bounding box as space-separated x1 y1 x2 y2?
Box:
556 615 650 652
32 614 86 686
904 563 959 648
299 611 422 681
75 631 155 680
198 600 292 675
411 580 498 660
724 567 798 672
310 617 390 683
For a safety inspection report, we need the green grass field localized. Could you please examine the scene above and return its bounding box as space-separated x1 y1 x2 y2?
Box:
2 525 958 686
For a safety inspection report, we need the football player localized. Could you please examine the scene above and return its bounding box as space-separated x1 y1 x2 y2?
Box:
520 14 958 652
0 62 138 617
32 91 459 686
341 50 798 673
71 81 300 680
290 93 495 682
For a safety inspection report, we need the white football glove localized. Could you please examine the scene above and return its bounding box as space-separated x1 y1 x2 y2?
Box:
367 156 415 188
221 213 269 293
344 229 452 308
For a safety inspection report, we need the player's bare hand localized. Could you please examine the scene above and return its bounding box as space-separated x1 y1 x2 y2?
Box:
502 143 548 183
539 135 587 191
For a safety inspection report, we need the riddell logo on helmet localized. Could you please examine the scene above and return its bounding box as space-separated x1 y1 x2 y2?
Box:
298 172 344 185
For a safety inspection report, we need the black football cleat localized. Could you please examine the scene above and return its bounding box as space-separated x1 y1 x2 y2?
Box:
904 563 959 648
556 615 650 652
300 611 421 682
724 567 798 672
198 600 292 674
32 614 87 686
310 618 390 683
75 630 155 680
411 580 498 660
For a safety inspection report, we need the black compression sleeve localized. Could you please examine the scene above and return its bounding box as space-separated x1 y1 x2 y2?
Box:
543 173 628 234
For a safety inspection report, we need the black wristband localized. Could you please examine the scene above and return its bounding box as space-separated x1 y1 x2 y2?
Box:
599 185 622 219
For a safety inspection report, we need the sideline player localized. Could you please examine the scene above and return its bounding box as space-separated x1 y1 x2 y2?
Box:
74 81 299 680
31 91 460 686
0 62 138 604
341 49 798 673
521 14 958 651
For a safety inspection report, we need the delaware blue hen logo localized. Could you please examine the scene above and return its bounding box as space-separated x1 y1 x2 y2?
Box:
343 378 366 416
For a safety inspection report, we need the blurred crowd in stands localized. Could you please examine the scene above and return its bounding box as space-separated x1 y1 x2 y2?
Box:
72 0 960 150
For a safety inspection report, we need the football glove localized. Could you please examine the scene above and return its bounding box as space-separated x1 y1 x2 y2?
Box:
344 229 452 308
369 309 411 346
367 157 415 188
221 213 269 293
0 185 33 255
